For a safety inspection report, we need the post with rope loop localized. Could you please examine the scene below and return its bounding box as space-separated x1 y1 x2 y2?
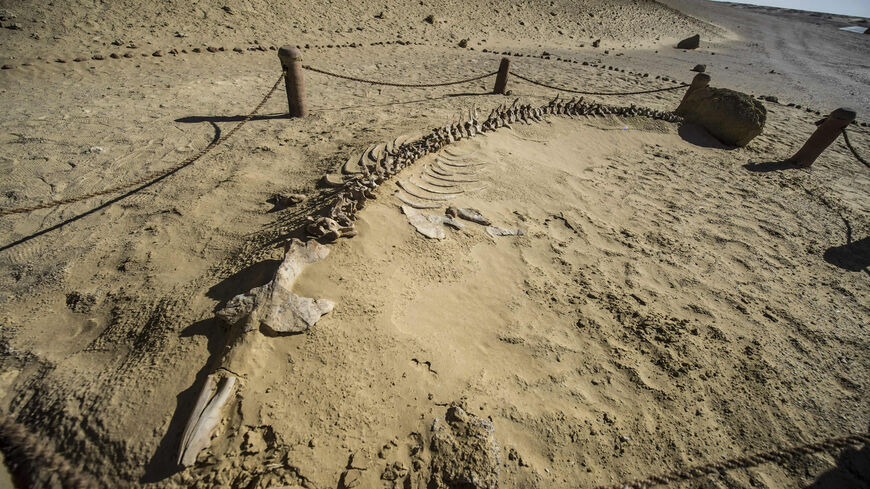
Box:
493 57 511 95
676 72 710 112
786 108 857 168
278 45 307 117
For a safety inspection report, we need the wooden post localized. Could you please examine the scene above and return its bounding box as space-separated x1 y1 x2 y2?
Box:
786 108 857 168
676 72 710 112
277 45 307 117
493 57 510 95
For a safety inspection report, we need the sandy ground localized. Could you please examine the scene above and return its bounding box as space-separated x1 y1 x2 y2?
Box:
0 0 869 488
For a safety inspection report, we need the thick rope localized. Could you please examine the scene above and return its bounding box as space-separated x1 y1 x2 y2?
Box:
512 71 688 96
302 64 498 88
0 72 286 217
0 414 100 489
841 128 869 169
595 432 870 489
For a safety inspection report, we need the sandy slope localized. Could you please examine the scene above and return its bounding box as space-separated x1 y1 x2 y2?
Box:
0 0 869 488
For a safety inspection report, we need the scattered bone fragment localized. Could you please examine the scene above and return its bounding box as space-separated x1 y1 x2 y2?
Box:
428 214 465 229
402 205 446 239
486 226 524 237
446 206 491 226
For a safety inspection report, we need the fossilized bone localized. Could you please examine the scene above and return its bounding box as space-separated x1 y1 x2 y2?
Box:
402 205 446 239
395 190 444 209
486 226 524 237
446 206 491 226
404 176 457 194
178 239 333 467
307 97 682 244
435 156 485 168
398 180 459 201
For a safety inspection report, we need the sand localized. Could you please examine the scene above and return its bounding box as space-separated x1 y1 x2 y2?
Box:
0 0 869 488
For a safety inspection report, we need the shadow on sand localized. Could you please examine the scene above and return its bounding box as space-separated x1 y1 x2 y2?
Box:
804 440 870 488
743 160 805 173
678 123 735 150
823 236 870 273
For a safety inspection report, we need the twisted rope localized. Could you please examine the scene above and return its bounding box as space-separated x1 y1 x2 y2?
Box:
302 64 497 88
595 432 870 489
0 414 100 489
0 72 286 217
512 71 688 96
841 128 869 169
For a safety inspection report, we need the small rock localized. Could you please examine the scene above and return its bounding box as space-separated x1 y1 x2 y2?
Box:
123 53 133 58
152 50 163 57
424 14 435 24
691 64 706 72
207 46 218 53
308 438 317 448
0 9 15 21
221 5 235 14
676 34 700 49
458 39 468 48
429 404 500 489
174 31 187 38
92 54 104 60
1 64 13 70
233 47 243 53
109 53 120 59
5 22 22 30
592 39 600 48
761 95 778 103
85 146 104 154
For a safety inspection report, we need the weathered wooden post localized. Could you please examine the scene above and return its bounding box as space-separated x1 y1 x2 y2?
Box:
277 45 307 117
676 72 710 111
786 108 857 168
493 57 510 95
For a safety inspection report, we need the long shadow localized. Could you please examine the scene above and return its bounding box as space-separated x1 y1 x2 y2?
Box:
804 440 869 488
175 113 288 124
140 258 284 483
824 236 870 274
744 160 804 173
0 122 221 254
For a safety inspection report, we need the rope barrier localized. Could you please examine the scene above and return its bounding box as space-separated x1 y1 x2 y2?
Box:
595 432 870 489
512 71 688 96
0 72 286 217
841 128 869 169
301 64 498 88
0 414 100 489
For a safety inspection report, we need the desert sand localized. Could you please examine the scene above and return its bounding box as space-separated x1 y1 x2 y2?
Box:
0 0 868 488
